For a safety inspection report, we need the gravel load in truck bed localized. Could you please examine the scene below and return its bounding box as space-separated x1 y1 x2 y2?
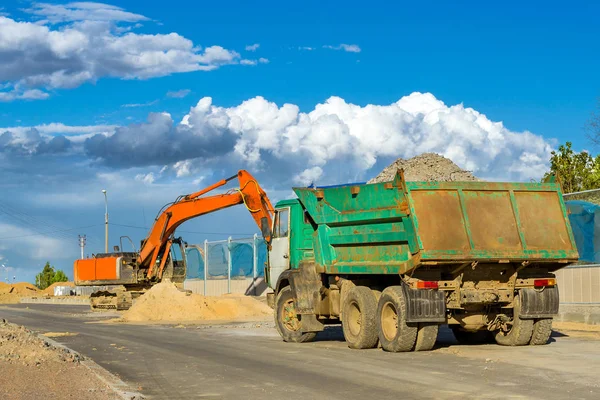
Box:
369 153 479 183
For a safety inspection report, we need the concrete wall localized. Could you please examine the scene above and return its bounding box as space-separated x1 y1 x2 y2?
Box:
555 265 600 304
183 277 269 296
555 264 600 325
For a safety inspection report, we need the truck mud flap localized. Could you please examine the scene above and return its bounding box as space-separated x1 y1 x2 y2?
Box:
520 287 559 319
289 263 324 332
402 285 446 323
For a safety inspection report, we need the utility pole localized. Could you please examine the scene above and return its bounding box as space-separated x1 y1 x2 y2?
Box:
78 235 87 259
102 189 108 253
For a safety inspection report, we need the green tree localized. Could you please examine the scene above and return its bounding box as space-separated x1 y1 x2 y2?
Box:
53 270 69 284
543 142 600 194
34 262 69 290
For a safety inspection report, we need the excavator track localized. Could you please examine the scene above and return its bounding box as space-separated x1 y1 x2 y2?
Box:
90 289 141 311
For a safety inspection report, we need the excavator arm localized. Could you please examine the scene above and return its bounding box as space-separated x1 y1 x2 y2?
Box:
74 170 274 289
140 170 273 280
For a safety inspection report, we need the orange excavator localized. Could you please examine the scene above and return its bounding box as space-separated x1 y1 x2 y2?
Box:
74 170 274 310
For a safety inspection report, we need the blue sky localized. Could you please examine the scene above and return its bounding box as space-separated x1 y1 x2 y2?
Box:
0 0 599 283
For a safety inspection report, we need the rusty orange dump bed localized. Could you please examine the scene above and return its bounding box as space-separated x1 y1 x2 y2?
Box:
408 181 579 263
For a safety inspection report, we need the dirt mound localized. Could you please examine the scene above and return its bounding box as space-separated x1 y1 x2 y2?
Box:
42 281 75 296
0 319 82 366
0 282 39 303
121 282 272 322
3 282 39 296
369 153 479 183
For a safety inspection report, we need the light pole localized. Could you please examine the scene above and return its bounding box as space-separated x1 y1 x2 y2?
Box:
1 264 5 284
102 189 108 253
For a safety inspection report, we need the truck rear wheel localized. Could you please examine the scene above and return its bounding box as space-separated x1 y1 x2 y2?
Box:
494 294 533 346
377 286 418 352
342 286 379 349
414 323 438 351
274 286 317 343
530 318 553 345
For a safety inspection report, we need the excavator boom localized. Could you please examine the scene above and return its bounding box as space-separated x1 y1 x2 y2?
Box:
141 170 273 279
74 170 273 309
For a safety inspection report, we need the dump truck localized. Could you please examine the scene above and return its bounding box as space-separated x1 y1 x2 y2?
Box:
264 171 578 351
74 170 274 310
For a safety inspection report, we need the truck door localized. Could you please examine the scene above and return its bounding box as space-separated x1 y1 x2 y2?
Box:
268 208 290 289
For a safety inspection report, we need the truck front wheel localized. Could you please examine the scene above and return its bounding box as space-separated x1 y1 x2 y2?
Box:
342 286 379 349
377 286 418 352
274 286 317 343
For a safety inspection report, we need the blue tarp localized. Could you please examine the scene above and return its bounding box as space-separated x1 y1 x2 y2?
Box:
566 200 600 263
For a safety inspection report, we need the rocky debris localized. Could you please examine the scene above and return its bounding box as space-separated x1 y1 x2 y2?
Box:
120 281 272 322
0 319 83 366
369 153 479 183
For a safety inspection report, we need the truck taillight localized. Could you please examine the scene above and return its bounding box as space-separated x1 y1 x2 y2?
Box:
534 278 556 288
416 281 438 289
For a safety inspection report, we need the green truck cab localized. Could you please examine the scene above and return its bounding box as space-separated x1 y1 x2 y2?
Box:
265 171 578 351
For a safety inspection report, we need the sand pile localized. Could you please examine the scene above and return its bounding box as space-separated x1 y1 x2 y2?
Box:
0 319 82 366
0 282 39 304
121 282 272 322
42 281 75 296
369 153 479 183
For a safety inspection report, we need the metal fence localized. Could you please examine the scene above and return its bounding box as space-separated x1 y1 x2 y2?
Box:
184 235 268 296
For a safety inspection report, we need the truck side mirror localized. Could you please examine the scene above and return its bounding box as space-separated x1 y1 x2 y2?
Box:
260 217 272 243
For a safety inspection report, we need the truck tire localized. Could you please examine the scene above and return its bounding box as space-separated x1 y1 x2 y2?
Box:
530 318 553 345
495 294 533 346
377 286 418 352
414 323 438 351
451 326 493 345
342 286 379 349
274 286 317 343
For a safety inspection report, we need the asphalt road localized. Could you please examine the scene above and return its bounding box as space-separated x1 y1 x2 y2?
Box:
1 304 599 400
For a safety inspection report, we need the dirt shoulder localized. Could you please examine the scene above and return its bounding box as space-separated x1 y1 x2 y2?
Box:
0 319 122 400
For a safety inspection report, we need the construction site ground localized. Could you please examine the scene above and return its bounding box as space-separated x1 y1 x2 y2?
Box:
1 304 599 400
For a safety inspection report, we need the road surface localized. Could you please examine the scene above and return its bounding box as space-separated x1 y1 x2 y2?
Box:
1 304 599 399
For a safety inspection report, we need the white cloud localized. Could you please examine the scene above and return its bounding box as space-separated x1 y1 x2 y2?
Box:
82 92 554 183
25 2 149 24
245 43 260 52
298 46 314 51
166 89 191 98
241 57 269 66
294 166 323 185
173 160 194 177
324 44 361 53
0 5 251 101
0 88 49 102
135 172 156 184
0 122 116 136
122 100 159 108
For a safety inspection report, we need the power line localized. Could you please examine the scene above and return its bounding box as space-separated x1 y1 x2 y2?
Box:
108 222 256 236
0 201 102 245
0 224 102 240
